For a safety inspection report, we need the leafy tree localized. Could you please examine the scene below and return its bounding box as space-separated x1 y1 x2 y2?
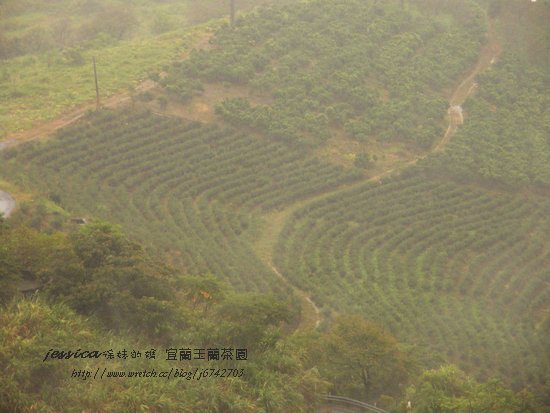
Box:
214 293 294 350
317 314 409 402
0 223 76 303
71 221 127 269
177 274 225 312
405 365 545 413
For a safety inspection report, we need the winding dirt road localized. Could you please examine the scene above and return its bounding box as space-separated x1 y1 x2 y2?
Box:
434 19 501 152
258 19 501 330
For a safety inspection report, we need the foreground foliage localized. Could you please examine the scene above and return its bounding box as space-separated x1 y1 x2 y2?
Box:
0 220 328 412
406 365 544 413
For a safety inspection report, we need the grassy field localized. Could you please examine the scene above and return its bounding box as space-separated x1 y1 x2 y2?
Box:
0 27 211 137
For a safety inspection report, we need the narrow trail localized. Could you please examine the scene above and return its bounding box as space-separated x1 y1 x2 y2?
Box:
255 19 501 331
435 18 501 151
272 264 321 329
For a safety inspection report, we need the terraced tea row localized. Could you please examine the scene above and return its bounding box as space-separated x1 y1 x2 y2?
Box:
1 108 361 291
274 173 549 387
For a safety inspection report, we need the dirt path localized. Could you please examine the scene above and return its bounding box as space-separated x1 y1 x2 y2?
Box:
434 19 501 152
272 264 321 329
3 79 159 145
255 19 501 331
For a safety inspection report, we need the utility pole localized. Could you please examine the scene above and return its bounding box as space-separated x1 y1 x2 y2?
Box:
230 0 235 28
93 56 100 110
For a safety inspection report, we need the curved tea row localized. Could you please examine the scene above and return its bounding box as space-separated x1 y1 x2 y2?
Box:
3 108 361 292
274 173 549 387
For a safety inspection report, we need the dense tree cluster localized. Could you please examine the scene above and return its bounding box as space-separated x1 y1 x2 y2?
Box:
164 0 485 147
406 364 544 413
1 218 330 412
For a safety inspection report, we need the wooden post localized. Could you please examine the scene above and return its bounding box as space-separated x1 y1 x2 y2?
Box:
230 0 235 28
93 56 100 110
